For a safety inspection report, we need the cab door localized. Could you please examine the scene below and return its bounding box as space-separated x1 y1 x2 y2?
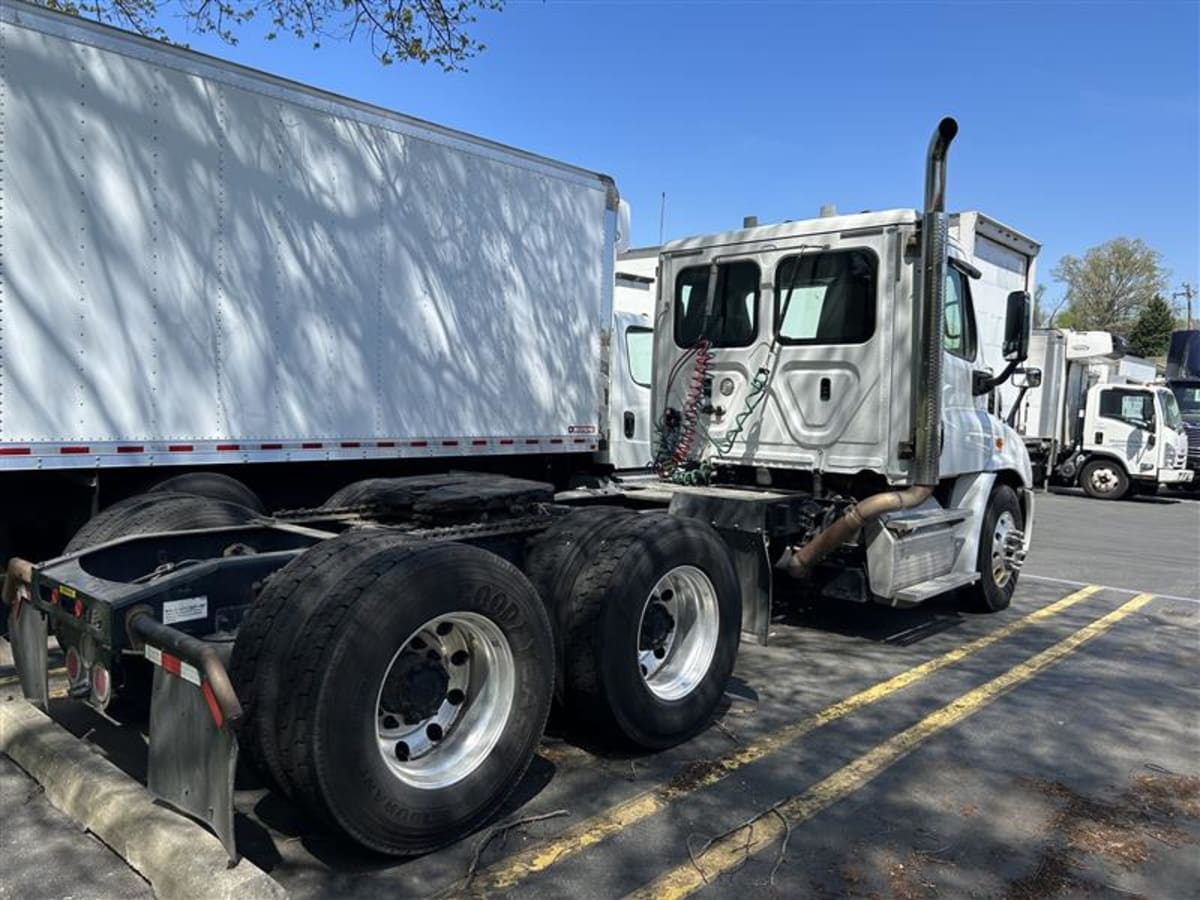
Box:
939 266 996 476
1089 387 1157 475
609 312 654 470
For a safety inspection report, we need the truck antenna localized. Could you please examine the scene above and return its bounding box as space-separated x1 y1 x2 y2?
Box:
658 191 666 245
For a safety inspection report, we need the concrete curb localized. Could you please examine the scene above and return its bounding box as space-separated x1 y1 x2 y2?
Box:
0 696 286 900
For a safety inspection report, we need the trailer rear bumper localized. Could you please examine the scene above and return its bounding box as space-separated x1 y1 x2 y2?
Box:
4 557 243 861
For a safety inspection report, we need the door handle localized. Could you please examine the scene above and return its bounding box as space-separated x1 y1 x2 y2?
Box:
1094 431 1103 444
624 411 635 439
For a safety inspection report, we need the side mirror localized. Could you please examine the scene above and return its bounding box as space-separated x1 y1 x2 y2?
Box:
1147 432 1157 449
1012 367 1042 388
1003 291 1031 362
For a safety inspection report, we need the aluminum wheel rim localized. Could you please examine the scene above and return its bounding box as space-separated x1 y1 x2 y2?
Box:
1089 465 1120 494
636 565 719 701
991 510 1018 587
375 612 514 791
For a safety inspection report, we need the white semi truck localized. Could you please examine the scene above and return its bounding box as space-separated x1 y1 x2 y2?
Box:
1010 329 1191 498
4 2 1036 861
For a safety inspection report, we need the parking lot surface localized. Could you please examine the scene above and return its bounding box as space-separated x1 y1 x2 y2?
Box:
2 490 1197 898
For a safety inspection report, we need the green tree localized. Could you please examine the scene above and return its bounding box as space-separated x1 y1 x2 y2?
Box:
1127 294 1177 358
38 0 503 69
1051 238 1169 334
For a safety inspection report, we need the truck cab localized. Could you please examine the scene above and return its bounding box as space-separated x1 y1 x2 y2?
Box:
650 123 1037 616
1078 382 1191 498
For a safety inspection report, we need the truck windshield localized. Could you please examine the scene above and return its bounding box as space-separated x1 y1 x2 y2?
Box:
1171 384 1200 423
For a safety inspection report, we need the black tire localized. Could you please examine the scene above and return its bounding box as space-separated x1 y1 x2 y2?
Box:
523 506 638 700
964 485 1023 613
65 492 259 553
148 472 265 514
557 513 741 750
229 529 407 796
1079 458 1129 500
251 538 554 855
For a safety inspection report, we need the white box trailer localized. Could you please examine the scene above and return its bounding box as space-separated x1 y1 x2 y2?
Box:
1 1 614 470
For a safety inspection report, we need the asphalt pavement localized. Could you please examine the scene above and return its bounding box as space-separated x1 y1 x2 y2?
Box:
1 490 1196 899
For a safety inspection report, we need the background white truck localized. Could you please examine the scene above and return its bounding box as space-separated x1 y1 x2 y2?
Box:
1010 329 1191 498
5 1 1036 863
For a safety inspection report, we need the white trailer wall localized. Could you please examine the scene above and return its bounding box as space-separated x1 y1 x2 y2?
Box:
0 3 615 468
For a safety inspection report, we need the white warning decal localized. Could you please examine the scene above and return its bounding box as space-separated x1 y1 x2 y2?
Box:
162 595 208 625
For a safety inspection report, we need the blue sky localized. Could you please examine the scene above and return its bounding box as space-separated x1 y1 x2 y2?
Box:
161 0 1197 312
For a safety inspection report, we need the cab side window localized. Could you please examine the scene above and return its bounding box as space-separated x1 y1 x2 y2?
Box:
943 268 977 360
1098 388 1155 428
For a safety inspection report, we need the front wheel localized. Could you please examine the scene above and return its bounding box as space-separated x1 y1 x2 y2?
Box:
1079 459 1129 500
964 485 1024 613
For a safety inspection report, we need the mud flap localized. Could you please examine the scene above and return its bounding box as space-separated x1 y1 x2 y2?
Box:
10 591 49 711
146 665 240 863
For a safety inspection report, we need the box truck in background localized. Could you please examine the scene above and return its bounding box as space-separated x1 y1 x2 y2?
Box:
1011 329 1191 498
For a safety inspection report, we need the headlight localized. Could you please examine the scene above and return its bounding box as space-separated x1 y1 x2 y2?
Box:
1165 444 1176 465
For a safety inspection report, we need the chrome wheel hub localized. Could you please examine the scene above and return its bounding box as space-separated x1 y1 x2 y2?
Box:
1089 465 1119 493
991 510 1025 587
375 612 514 790
636 565 719 701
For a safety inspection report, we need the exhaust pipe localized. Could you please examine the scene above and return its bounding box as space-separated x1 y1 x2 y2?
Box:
785 118 957 580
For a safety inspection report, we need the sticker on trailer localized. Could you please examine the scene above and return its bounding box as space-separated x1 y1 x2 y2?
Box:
162 596 208 625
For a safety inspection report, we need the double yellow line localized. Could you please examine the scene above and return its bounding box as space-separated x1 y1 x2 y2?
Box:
628 591 1153 899
455 584 1111 896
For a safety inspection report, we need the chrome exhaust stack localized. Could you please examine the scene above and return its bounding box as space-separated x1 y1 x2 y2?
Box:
784 118 957 580
913 116 957 487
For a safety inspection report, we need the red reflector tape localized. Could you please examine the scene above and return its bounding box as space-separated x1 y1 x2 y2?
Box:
442 440 459 447
260 442 283 450
301 442 322 449
377 441 395 448
60 446 90 454
216 444 240 452
526 439 540 445
410 440 428 448
168 444 193 452
0 447 32 456
499 439 514 446
201 680 224 729
145 645 202 686
550 438 564 445
574 438 587 443
117 445 144 454
472 440 487 446
341 441 361 448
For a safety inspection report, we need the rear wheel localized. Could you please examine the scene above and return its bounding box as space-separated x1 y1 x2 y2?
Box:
236 537 554 855
556 513 741 749
65 492 259 553
148 472 265 514
1079 459 1129 500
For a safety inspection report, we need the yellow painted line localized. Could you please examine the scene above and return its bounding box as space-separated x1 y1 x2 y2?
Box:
627 592 1154 900
454 585 1102 895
